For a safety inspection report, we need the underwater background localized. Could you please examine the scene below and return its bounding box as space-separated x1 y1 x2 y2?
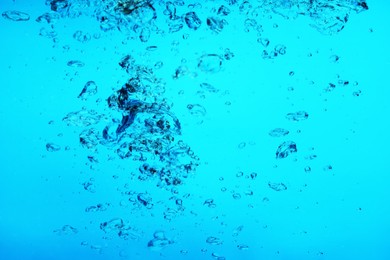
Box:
1 0 389 259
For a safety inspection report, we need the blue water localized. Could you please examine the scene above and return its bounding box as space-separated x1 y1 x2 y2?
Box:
1 0 389 259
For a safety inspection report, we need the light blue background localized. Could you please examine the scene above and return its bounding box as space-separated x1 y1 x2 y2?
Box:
1 1 389 259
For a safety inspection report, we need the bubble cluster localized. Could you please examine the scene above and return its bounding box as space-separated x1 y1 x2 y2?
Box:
37 0 370 258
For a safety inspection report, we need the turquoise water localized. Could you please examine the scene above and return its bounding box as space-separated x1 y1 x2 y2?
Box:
1 0 389 259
